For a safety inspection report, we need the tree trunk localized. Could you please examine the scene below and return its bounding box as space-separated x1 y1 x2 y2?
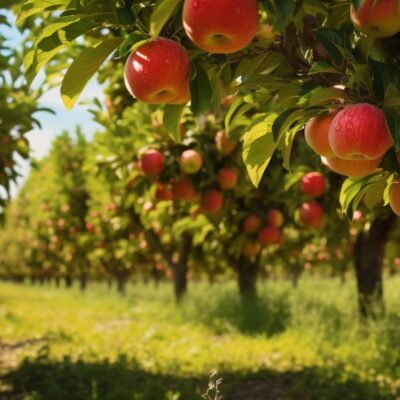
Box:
65 274 73 288
116 271 127 295
55 276 61 288
173 234 193 303
107 277 113 289
354 214 396 319
237 256 259 302
79 272 88 291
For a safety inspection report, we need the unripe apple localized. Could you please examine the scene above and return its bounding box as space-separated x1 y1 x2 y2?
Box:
304 112 337 157
215 130 237 156
321 156 381 178
140 149 164 176
155 183 173 201
217 167 238 190
171 177 196 201
179 149 203 174
258 226 281 245
389 179 400 216
257 24 276 41
201 189 223 214
350 0 400 38
266 209 284 228
299 201 324 228
124 38 190 104
243 214 262 234
300 172 326 198
182 0 259 54
242 239 261 257
328 104 393 160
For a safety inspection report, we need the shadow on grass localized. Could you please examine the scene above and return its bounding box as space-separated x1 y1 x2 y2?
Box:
1 354 395 400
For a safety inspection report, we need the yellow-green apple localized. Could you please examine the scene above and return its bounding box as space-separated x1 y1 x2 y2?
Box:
389 179 400 216
215 130 237 155
140 149 164 176
300 172 326 197
179 149 203 174
124 38 190 104
155 183 173 201
241 239 261 257
304 112 337 157
321 155 381 178
257 24 276 41
243 214 262 234
217 167 238 189
182 0 259 54
201 189 223 214
350 0 400 38
299 201 324 228
266 209 284 228
258 226 281 245
171 177 196 201
328 103 393 160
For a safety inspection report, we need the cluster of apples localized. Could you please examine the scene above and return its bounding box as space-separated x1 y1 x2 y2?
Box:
241 209 285 257
124 0 259 104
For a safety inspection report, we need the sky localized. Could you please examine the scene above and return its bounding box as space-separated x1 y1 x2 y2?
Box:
0 10 104 196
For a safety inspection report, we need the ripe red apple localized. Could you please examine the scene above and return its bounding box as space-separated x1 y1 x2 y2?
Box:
350 0 400 38
124 38 190 104
242 239 261 257
201 189 223 214
243 214 262 234
304 112 337 157
215 130 237 155
140 149 164 177
299 201 324 228
182 0 259 54
321 156 381 178
328 104 393 160
266 209 284 228
155 183 173 201
217 167 238 190
171 177 196 201
300 172 326 198
258 226 281 245
389 179 400 216
179 149 203 174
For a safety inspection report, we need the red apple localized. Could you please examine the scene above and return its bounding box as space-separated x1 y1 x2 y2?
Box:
258 226 281 245
321 156 381 178
389 179 400 216
299 201 324 228
171 177 196 201
140 149 164 176
350 0 400 38
304 112 337 157
182 0 259 54
242 239 261 257
155 183 173 201
266 209 284 228
215 130 237 155
217 167 238 190
179 149 203 174
201 189 223 214
328 104 393 160
124 38 190 104
300 172 326 198
243 214 262 234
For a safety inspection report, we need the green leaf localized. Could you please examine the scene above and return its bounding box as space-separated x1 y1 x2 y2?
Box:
242 114 278 187
308 61 340 75
272 0 296 32
150 0 182 38
163 104 185 143
225 98 254 133
351 0 364 12
189 63 212 115
314 28 344 63
119 33 147 58
17 0 70 23
61 37 123 109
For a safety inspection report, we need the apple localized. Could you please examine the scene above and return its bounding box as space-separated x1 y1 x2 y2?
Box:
258 226 281 245
215 130 237 156
155 183 173 201
182 0 259 54
350 0 400 38
124 38 190 104
389 179 400 216
257 24 276 41
143 201 155 212
321 156 381 178
304 112 337 157
352 210 363 223
171 177 196 201
217 167 238 190
140 149 164 176
243 214 262 234
300 172 326 198
179 149 203 174
266 209 284 228
201 189 223 214
328 104 393 160
242 239 261 257
299 201 324 228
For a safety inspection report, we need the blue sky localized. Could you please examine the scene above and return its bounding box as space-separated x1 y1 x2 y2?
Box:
0 10 104 195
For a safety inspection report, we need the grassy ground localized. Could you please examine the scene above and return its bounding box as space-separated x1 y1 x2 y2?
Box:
1 277 400 400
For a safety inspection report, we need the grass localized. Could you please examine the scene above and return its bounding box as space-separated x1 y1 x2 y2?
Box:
1 277 400 399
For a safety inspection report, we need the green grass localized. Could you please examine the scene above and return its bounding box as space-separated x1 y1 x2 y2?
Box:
1 277 400 399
